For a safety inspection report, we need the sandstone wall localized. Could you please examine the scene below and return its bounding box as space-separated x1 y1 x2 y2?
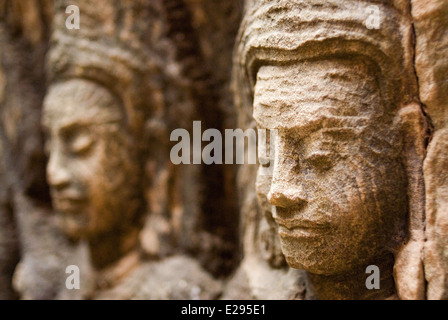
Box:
0 0 447 300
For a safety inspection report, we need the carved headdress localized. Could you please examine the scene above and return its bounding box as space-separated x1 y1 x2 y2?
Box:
234 0 418 123
46 0 179 138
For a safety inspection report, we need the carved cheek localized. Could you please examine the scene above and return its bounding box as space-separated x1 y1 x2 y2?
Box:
88 133 131 202
82 140 116 230
67 139 105 198
304 161 357 223
327 165 380 238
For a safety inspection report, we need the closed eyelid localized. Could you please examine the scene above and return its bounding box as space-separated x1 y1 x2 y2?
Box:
59 124 91 141
304 150 332 160
57 126 95 155
71 134 93 147
303 151 335 171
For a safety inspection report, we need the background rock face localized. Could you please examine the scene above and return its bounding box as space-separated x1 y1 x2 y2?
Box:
412 0 448 300
0 0 242 300
0 0 447 300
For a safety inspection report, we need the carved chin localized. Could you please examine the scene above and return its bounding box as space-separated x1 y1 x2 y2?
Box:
279 234 354 275
56 211 89 240
280 236 326 274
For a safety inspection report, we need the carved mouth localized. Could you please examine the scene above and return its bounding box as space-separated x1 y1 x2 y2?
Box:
274 216 330 229
53 197 85 213
278 225 330 239
276 218 331 239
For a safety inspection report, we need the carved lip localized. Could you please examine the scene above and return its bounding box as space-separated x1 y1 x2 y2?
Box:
276 217 330 238
278 225 330 239
53 197 85 212
275 217 330 230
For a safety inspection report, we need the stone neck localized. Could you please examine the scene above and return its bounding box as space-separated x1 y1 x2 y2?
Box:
306 252 396 300
87 226 140 272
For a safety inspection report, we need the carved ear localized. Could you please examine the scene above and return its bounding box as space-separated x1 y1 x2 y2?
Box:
393 103 428 300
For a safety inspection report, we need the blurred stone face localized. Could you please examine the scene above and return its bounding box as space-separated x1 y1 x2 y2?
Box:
42 79 141 240
254 58 407 275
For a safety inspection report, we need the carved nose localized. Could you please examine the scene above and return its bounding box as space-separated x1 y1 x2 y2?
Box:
47 152 70 190
267 133 308 209
268 183 308 209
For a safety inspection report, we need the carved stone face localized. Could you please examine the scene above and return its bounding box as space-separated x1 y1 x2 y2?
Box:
42 79 141 240
254 58 407 275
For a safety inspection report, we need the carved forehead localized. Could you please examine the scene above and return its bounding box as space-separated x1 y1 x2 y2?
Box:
253 59 383 135
238 0 409 88
42 79 123 129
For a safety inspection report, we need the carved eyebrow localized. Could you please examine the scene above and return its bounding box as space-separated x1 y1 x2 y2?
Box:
57 118 122 136
303 149 332 159
58 121 92 137
319 127 365 138
299 126 367 159
300 127 366 149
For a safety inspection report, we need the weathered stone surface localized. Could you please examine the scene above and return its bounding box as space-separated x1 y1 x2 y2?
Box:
1 0 448 301
36 0 231 298
231 0 430 300
1 0 242 299
423 129 448 300
1 0 71 300
412 0 448 300
94 255 222 300
0 142 19 300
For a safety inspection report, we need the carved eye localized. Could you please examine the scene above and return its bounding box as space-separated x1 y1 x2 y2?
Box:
305 152 334 172
70 133 94 155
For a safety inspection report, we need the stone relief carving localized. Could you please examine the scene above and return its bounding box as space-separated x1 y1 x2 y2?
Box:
40 0 224 299
8 0 235 300
230 0 433 300
1 0 447 300
254 59 407 299
42 79 144 267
